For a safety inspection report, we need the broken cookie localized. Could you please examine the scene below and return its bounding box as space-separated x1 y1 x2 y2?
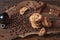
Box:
39 27 46 36
29 13 42 28
20 7 29 15
42 17 52 27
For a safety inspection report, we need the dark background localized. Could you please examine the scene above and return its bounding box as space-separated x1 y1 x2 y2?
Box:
0 0 60 40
